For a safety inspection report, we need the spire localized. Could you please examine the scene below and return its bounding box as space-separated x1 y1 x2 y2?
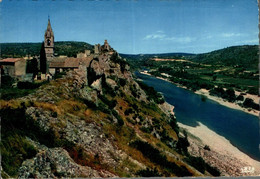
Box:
45 16 54 38
47 16 51 30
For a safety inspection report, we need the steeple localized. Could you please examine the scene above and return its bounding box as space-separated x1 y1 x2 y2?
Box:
45 16 54 39
44 16 54 58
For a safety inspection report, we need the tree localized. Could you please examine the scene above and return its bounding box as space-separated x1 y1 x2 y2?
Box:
212 74 217 81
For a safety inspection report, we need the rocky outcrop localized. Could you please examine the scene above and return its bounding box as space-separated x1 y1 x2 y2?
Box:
18 148 115 178
25 106 121 168
159 102 175 117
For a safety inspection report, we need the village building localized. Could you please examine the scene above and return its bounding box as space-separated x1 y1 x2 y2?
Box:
0 17 116 83
49 57 92 75
77 50 91 58
94 44 101 55
0 58 26 80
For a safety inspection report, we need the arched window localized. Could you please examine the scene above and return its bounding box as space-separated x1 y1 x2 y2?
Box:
47 39 51 46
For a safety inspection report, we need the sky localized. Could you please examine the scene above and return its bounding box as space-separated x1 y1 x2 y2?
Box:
0 0 259 54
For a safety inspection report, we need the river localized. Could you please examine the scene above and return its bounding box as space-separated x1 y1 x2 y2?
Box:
135 72 260 161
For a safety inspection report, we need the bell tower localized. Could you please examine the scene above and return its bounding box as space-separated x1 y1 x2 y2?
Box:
44 16 54 59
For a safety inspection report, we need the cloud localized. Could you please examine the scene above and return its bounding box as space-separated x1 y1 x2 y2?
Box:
144 31 194 43
165 36 194 43
240 39 258 44
156 30 164 33
205 35 213 39
144 34 166 40
221 33 243 37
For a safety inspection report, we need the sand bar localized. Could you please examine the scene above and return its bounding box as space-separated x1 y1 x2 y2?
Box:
178 122 260 176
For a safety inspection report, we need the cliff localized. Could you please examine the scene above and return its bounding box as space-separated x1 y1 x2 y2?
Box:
1 50 220 178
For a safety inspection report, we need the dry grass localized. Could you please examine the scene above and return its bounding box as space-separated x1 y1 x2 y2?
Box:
0 99 31 109
34 101 61 114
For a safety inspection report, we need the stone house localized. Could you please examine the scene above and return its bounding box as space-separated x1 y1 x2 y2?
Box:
0 58 26 79
49 57 92 75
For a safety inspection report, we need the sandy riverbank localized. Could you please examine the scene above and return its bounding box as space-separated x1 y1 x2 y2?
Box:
139 71 259 117
178 122 260 176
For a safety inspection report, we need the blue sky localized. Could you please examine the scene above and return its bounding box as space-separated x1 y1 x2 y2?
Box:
0 0 258 54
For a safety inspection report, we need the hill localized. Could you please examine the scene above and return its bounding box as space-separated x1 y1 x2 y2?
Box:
120 52 195 59
190 45 258 69
0 50 222 178
121 45 258 71
120 53 195 71
0 41 93 58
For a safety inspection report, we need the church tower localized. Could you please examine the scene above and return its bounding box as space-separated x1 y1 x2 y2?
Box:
40 17 54 74
44 17 54 59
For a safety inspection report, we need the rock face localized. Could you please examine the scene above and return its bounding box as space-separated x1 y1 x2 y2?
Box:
18 148 115 178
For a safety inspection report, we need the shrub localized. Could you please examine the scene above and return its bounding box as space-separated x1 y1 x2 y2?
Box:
205 164 221 176
53 71 67 79
101 75 116 96
225 88 236 102
52 111 58 118
236 95 244 101
185 156 206 173
130 140 192 176
136 168 162 177
97 102 111 114
131 103 139 111
112 109 124 126
99 95 117 108
1 75 15 88
130 85 138 98
1 135 38 176
119 78 127 87
243 98 258 110
124 108 133 116
17 81 39 89
169 115 179 135
176 131 190 155
247 87 258 95
204 145 210 151
209 87 225 97
140 126 153 133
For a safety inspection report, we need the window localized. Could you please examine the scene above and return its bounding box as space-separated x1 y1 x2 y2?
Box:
47 39 51 46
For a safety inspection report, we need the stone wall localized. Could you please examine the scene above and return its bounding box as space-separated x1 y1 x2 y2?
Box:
15 59 26 76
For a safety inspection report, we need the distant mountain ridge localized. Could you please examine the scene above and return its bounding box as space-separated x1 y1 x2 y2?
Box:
190 45 258 68
120 52 195 59
120 45 258 70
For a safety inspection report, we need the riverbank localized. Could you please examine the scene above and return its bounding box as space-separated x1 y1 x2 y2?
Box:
178 122 260 176
139 71 259 117
195 89 259 117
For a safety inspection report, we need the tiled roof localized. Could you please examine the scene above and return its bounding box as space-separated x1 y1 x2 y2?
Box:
0 58 23 63
49 57 92 68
